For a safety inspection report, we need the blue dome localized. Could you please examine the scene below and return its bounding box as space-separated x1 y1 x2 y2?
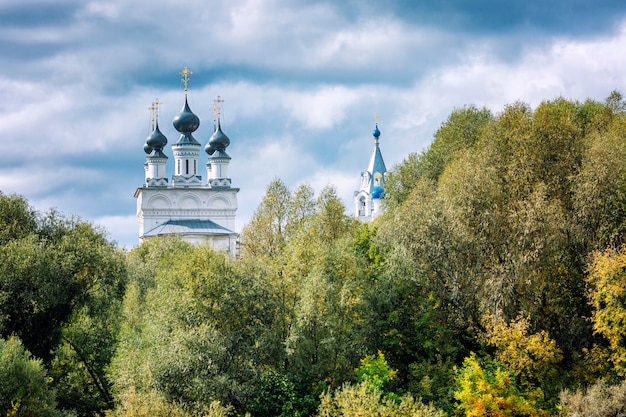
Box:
206 122 230 155
373 125 380 138
146 123 168 150
372 185 384 199
172 97 200 134
143 143 153 154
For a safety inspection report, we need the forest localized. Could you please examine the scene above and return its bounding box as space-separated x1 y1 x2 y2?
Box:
3 92 626 416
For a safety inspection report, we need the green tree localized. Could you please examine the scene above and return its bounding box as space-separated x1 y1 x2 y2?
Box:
317 352 443 417
111 239 276 415
0 192 37 245
316 381 445 417
0 336 60 417
240 177 291 258
384 106 492 208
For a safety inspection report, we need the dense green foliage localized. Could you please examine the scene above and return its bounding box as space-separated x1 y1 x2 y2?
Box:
4 92 626 416
0 192 127 417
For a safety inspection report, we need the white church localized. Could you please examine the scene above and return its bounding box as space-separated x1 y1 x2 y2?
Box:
134 67 238 254
354 122 387 221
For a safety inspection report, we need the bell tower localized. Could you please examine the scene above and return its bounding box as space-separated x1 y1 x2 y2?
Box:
354 118 387 221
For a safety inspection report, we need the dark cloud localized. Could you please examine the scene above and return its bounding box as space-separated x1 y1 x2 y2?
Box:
0 2 78 27
380 0 626 36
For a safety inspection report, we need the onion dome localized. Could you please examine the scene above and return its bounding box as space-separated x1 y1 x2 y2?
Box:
372 185 384 199
144 143 153 154
373 125 381 138
146 123 168 150
205 121 231 155
172 97 200 134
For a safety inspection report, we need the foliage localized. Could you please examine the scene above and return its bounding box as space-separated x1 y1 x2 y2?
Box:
0 193 127 416
384 106 492 208
0 192 38 245
111 241 272 414
454 353 548 417
355 351 397 391
316 381 445 417
481 313 562 391
0 336 60 417
8 92 626 416
558 378 626 417
586 246 626 375
247 367 297 417
240 177 292 258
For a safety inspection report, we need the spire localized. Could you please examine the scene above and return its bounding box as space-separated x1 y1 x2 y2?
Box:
145 98 167 155
171 66 202 185
367 120 386 182
172 66 200 142
206 95 232 188
354 116 387 221
143 98 168 187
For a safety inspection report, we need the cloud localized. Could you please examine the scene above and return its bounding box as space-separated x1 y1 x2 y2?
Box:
2 0 626 248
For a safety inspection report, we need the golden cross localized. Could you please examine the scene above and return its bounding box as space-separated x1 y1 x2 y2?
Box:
214 95 225 119
148 99 163 130
179 66 192 92
211 103 218 129
374 113 379 126
154 98 162 123
148 101 157 130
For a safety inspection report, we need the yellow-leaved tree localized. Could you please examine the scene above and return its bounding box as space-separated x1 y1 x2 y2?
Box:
587 246 626 375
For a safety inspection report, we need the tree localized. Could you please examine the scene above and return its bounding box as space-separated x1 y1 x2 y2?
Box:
559 378 626 417
481 313 562 393
0 193 128 415
454 353 548 417
240 177 291 258
0 192 37 245
586 246 626 375
317 352 444 417
111 240 277 415
383 106 492 208
0 336 60 417
574 117 626 250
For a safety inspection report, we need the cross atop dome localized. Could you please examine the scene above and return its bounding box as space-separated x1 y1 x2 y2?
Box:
148 98 162 130
179 66 192 92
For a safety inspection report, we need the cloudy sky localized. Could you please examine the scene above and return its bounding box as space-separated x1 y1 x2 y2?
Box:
1 0 626 248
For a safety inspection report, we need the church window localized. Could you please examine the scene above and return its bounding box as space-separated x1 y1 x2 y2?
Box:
186 160 189 175
359 198 366 217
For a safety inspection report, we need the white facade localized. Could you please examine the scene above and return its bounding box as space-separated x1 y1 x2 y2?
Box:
134 186 238 253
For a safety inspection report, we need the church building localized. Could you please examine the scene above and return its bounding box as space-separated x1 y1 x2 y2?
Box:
134 67 238 253
354 122 387 221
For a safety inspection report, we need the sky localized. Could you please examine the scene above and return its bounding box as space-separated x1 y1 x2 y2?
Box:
2 0 626 248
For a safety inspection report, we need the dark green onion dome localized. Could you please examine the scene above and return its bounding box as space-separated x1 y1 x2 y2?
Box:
172 96 200 134
205 121 230 155
145 123 168 153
